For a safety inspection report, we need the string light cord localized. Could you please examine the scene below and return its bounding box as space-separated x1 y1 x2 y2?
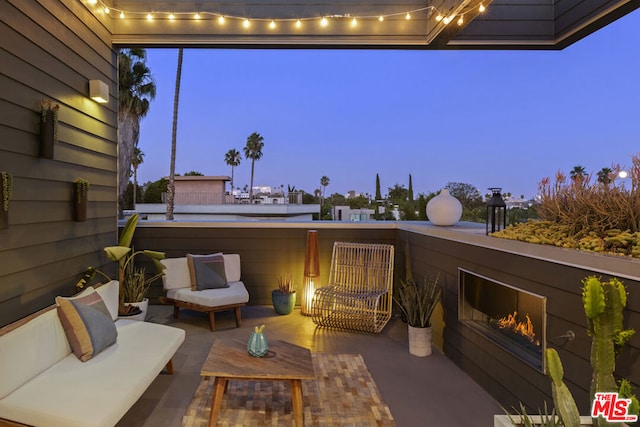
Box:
86 0 486 27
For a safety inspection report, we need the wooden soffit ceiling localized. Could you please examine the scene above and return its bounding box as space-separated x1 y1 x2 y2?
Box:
90 0 640 49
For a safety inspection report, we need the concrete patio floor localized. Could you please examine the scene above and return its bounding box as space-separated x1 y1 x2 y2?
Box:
117 304 503 427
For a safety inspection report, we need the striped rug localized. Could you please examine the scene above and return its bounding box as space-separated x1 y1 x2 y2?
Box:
183 353 396 427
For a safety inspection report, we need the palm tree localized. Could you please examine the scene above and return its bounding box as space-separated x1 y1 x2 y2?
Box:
131 146 144 210
243 132 264 202
224 149 242 190
118 48 156 216
569 165 587 183
597 167 613 185
166 48 183 220
320 176 330 206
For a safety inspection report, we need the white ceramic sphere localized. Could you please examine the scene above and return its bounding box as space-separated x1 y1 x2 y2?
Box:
426 189 463 226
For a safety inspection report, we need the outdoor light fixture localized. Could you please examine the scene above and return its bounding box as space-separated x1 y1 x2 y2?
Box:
619 170 629 179
301 230 320 316
486 187 507 235
89 79 109 103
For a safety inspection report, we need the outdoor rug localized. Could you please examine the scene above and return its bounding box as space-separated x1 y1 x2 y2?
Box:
182 353 396 426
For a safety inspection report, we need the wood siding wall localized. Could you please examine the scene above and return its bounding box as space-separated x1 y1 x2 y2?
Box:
130 224 397 305
397 229 640 414
0 0 118 327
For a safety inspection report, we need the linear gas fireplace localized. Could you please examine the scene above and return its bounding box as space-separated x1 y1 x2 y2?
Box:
458 269 547 372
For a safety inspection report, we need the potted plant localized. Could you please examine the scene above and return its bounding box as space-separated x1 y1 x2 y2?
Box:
394 274 441 357
272 273 296 315
0 171 12 230
39 99 59 159
76 213 165 319
73 178 89 222
496 276 638 426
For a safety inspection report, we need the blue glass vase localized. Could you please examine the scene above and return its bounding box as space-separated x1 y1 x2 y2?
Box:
247 325 268 357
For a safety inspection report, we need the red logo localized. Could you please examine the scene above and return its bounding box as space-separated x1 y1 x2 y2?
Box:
591 392 638 422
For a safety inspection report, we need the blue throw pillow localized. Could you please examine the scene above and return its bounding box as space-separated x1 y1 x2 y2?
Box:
187 253 228 291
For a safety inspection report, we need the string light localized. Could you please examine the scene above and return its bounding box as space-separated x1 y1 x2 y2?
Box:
83 0 488 32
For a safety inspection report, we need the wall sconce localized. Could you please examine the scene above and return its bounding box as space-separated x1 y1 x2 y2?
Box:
89 80 109 103
301 230 320 316
486 187 507 235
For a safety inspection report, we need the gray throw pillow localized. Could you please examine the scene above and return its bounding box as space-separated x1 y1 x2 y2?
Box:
187 253 228 291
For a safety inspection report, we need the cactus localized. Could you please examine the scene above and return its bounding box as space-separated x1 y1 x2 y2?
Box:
546 348 580 427
582 276 636 426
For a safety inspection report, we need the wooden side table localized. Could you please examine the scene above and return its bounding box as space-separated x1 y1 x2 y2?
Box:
201 338 315 426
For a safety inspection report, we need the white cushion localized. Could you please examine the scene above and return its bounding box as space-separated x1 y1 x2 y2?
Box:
94 280 119 321
223 254 241 282
0 308 71 399
162 254 241 289
166 281 249 307
0 321 185 427
161 257 190 290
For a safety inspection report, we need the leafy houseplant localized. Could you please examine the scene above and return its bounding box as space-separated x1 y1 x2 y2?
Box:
76 213 165 316
272 273 296 315
73 178 89 222
39 99 59 158
0 171 12 230
394 274 441 357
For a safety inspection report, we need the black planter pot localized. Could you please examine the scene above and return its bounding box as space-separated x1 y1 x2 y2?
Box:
74 187 87 222
40 111 56 159
0 209 7 230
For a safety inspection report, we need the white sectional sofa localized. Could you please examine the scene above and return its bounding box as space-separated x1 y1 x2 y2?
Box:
0 280 185 427
160 253 249 331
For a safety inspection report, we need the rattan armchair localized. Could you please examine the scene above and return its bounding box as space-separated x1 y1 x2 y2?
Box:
311 242 395 333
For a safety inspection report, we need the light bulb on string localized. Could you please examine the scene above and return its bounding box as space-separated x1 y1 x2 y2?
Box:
194 12 200 20
405 13 411 20
243 19 250 28
168 13 175 20
146 13 153 21
479 4 486 12
351 18 357 27
104 7 109 14
218 16 225 24
269 20 276 29
379 16 384 22
457 16 464 25
435 14 443 22
320 17 328 26
119 11 125 19
295 19 302 28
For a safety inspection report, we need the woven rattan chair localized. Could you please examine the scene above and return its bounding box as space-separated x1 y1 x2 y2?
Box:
311 242 395 333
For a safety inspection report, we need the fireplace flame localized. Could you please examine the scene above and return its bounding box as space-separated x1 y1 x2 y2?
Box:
496 311 539 345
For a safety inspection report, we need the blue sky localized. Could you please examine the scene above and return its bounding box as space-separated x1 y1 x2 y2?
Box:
137 10 639 199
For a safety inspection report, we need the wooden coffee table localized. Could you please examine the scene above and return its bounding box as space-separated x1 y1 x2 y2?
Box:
201 338 315 426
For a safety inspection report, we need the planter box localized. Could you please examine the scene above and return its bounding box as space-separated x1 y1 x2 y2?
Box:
494 415 629 426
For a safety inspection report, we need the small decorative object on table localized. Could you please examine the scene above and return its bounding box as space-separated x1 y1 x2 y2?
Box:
272 273 296 315
426 188 462 226
247 324 269 357
39 99 60 159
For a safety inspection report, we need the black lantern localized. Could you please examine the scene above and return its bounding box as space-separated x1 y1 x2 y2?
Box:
486 187 506 235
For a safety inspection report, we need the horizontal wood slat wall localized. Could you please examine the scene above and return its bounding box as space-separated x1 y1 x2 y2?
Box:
130 224 397 306
397 228 640 415
0 0 118 327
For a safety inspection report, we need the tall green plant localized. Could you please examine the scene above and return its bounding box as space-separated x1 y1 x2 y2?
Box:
393 275 441 328
546 348 580 427
582 276 637 425
76 214 165 313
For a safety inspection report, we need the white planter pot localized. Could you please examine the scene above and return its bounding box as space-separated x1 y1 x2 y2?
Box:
408 325 432 357
121 298 148 321
426 189 463 226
